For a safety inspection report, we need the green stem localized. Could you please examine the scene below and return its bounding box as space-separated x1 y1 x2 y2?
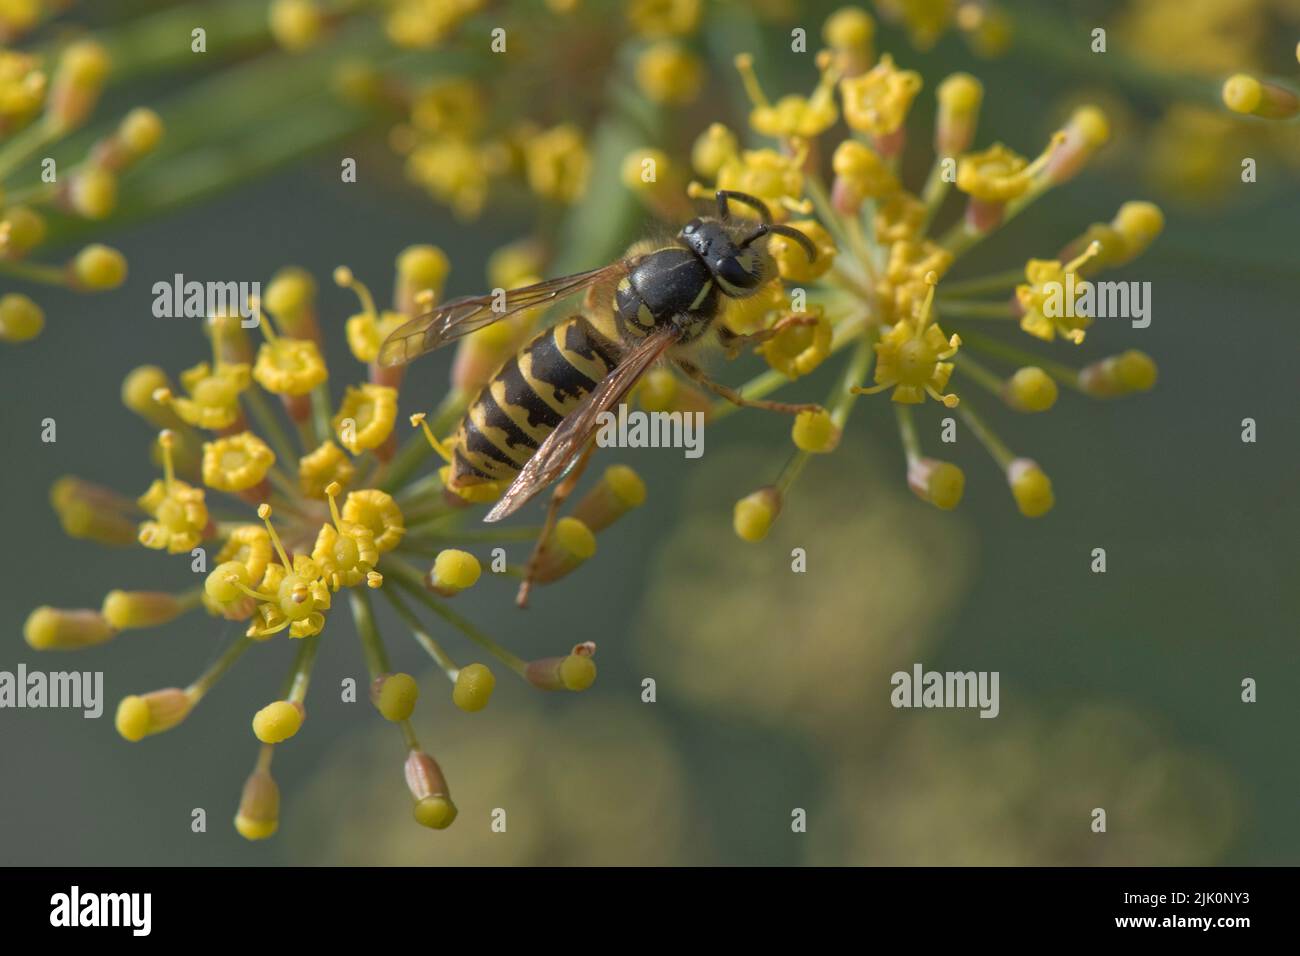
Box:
956 399 1014 470
187 634 254 700
384 557 527 677
349 588 391 678
954 327 1083 391
383 586 460 680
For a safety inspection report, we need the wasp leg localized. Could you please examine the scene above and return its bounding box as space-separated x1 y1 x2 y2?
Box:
675 359 823 416
516 441 597 609
718 313 821 359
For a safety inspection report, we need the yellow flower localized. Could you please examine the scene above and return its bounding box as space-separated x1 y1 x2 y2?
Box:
201 432 275 493
523 123 590 204
137 432 209 553
254 337 328 396
833 139 899 200
245 505 332 639
733 51 839 139
313 483 380 590
158 359 251 430
768 219 836 282
839 54 922 137
956 142 1030 202
636 42 704 105
410 77 485 138
298 440 356 499
711 144 809 220
627 0 700 38
759 310 833 378
333 383 398 454
854 273 960 406
341 489 405 553
1014 242 1102 344
405 136 492 220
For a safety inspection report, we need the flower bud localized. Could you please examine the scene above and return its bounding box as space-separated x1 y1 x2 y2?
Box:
252 700 305 743
24 607 115 650
935 72 982 156
569 465 646 533
1045 105 1109 185
1111 201 1163 265
0 292 44 342
47 41 109 133
452 663 495 712
526 644 597 691
269 0 324 52
397 244 450 312
1002 367 1058 412
101 590 186 630
427 549 481 596
907 458 965 510
115 688 193 741
234 767 280 840
264 266 318 339
823 6 875 74
636 42 703 104
733 486 781 542
1222 73 1298 119
371 672 419 722
71 243 127 290
405 749 456 829
118 107 164 158
531 517 596 584
1007 458 1054 518
121 365 182 428
50 477 138 546
1078 350 1157 398
1 206 47 254
690 123 738 179
791 408 841 453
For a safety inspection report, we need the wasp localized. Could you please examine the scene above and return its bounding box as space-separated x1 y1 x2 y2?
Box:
380 190 824 603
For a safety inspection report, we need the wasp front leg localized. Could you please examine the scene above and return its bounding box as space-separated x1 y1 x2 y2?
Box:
675 358 823 417
515 441 597 609
718 313 821 360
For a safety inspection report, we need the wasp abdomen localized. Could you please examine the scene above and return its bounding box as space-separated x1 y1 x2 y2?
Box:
450 316 620 487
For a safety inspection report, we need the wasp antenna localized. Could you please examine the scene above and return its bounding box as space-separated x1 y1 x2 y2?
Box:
716 189 773 223
741 223 817 263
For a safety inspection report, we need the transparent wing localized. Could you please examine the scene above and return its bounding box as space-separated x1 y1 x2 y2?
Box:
378 261 630 367
484 326 680 522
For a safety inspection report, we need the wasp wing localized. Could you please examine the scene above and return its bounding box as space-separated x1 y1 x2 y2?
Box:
484 326 680 522
378 261 631 367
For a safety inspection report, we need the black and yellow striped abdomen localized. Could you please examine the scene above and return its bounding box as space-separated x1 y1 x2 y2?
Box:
449 315 621 488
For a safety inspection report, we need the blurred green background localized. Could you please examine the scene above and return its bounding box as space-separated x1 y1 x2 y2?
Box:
1 0 1298 865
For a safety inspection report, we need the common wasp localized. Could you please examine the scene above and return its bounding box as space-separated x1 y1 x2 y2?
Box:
380 190 824 603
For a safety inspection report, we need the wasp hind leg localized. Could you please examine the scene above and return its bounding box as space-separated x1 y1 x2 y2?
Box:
515 441 597 609
675 358 823 416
